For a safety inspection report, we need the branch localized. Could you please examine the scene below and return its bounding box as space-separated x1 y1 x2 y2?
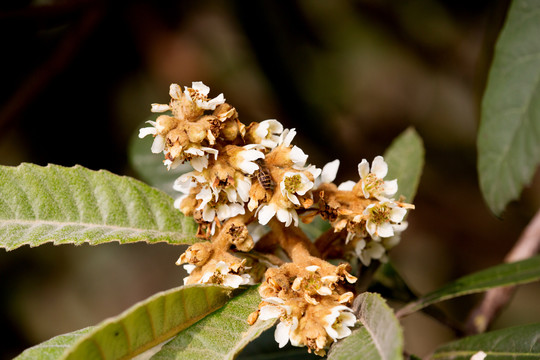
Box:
465 208 540 334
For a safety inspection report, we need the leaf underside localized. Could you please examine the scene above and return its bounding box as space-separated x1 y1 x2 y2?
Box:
15 285 237 360
433 323 540 360
153 286 275 360
384 127 425 203
398 255 540 316
0 163 197 250
327 292 403 360
477 0 540 215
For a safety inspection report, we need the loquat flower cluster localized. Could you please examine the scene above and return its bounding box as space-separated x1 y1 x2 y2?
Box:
139 81 414 355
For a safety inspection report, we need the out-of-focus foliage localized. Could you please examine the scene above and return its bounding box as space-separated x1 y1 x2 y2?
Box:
478 0 540 215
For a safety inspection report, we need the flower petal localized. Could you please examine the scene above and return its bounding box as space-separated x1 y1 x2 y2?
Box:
275 321 291 348
151 135 165 154
259 305 282 320
383 179 398 196
223 274 244 288
169 83 182 99
371 156 388 178
151 103 171 113
377 222 395 238
138 126 156 139
289 146 308 166
358 159 369 179
191 156 209 172
321 159 340 184
257 204 276 225
338 180 356 191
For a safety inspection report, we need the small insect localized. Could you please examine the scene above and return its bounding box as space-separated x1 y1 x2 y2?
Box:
255 159 275 191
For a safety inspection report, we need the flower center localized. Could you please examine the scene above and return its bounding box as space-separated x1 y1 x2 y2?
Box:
363 173 384 196
284 174 302 193
368 203 390 225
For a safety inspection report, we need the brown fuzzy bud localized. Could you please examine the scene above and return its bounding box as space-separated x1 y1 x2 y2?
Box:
221 119 240 141
227 222 254 252
155 115 177 134
187 121 209 143
214 103 237 121
177 242 213 266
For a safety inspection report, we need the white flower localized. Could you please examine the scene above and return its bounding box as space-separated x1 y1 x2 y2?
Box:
183 146 218 172
234 147 265 175
184 81 225 110
200 201 245 223
257 203 299 227
198 261 250 288
355 239 386 266
290 146 309 167
235 174 252 203
364 199 407 239
259 297 291 321
280 172 314 206
138 121 166 154
255 119 284 148
275 316 299 348
470 351 487 360
324 305 356 341
358 156 398 199
278 128 296 147
259 304 283 320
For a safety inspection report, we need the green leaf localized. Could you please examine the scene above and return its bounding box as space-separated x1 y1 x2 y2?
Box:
62 285 236 360
477 0 540 215
129 124 192 197
153 286 276 360
14 327 94 360
327 292 403 360
397 255 540 317
384 127 424 203
433 323 540 360
15 285 237 360
0 163 198 250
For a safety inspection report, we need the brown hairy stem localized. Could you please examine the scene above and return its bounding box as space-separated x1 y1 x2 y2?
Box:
465 208 540 334
268 219 320 263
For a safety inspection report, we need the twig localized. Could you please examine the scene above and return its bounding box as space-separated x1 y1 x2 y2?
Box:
465 208 540 334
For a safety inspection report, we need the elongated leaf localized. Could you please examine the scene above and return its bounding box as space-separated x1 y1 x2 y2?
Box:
433 323 540 360
384 127 424 203
0 163 197 250
327 292 403 360
14 327 94 360
477 0 540 215
153 286 276 360
15 285 237 360
397 255 540 317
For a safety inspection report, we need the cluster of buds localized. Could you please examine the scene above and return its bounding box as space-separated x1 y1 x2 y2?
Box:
139 82 414 356
252 262 357 355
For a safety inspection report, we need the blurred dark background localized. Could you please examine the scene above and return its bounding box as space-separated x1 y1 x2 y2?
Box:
2 0 540 358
